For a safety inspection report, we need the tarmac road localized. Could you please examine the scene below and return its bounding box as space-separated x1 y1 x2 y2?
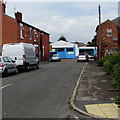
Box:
2 59 85 118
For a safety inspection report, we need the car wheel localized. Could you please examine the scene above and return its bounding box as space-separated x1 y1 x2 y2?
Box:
86 59 89 62
3 68 8 77
15 68 18 74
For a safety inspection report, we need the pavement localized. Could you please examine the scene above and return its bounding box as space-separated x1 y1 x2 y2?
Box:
72 60 119 120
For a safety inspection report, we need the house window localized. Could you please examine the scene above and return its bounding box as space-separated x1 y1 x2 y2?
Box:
29 27 32 40
66 48 73 52
42 46 44 56
107 29 112 37
58 48 64 52
112 37 118 41
105 45 108 48
20 23 24 39
34 30 37 41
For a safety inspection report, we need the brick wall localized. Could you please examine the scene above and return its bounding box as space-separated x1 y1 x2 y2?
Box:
118 27 120 47
1 2 50 60
0 2 2 49
2 15 18 44
2 13 50 60
96 20 120 59
17 22 40 45
41 33 50 60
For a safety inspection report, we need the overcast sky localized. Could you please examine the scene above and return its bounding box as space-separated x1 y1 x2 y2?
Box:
5 1 119 43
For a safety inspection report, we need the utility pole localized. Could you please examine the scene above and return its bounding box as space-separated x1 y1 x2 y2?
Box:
98 5 101 24
98 5 102 59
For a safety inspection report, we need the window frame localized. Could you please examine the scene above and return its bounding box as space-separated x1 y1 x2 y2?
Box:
20 23 24 39
29 27 32 40
3 57 9 62
34 30 37 41
57 48 64 52
66 48 74 52
107 28 112 37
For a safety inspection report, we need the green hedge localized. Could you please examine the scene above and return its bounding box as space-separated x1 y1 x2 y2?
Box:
111 64 120 87
97 54 120 106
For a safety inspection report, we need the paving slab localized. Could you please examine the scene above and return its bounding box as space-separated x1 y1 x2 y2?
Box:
85 103 118 118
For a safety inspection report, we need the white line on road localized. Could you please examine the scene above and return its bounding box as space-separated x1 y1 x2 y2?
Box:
0 84 12 89
74 115 79 120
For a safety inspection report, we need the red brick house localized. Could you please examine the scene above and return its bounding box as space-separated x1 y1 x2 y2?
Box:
96 18 120 59
112 17 120 47
1 2 50 60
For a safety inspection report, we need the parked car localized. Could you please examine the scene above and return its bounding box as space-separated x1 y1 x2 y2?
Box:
77 53 89 62
2 43 39 71
49 54 61 62
0 56 18 77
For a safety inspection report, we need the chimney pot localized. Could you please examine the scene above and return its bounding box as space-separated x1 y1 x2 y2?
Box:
15 11 22 21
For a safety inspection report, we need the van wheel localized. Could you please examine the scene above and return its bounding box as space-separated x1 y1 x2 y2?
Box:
36 65 39 69
26 65 30 72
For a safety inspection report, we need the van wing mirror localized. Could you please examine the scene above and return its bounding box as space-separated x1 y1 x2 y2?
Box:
12 60 15 63
15 57 17 60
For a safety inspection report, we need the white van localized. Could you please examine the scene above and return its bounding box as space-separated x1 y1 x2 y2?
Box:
2 43 39 71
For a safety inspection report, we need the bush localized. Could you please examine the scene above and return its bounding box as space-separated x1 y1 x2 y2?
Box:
97 54 120 104
116 96 120 105
102 55 120 74
111 64 120 90
103 59 113 75
97 58 104 66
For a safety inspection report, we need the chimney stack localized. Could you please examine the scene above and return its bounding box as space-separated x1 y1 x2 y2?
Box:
15 11 22 21
1 1 6 13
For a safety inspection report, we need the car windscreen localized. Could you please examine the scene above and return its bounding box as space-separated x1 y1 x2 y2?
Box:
53 54 59 57
79 53 86 55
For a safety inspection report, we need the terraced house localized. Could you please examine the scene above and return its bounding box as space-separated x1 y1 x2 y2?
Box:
0 2 50 60
95 17 120 59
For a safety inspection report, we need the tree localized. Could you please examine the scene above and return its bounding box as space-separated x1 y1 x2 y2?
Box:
87 35 97 46
58 35 68 42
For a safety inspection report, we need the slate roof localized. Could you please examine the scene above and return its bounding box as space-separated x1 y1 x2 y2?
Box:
95 18 120 32
51 40 77 48
112 17 120 27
